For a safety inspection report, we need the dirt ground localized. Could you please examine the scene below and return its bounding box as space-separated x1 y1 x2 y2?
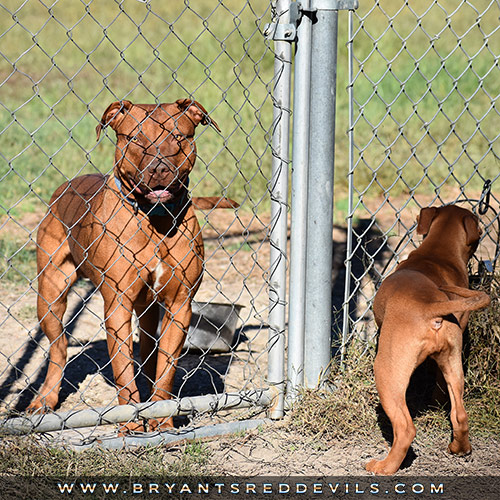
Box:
0 209 272 416
1 192 499 479
201 420 500 476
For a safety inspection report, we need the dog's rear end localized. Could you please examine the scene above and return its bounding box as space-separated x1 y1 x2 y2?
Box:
366 205 490 475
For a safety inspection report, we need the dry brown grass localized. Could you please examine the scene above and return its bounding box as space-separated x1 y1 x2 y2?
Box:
465 282 500 436
0 435 212 477
290 343 379 439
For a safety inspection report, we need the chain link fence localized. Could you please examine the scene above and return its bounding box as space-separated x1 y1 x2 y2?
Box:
340 0 500 350
1 0 498 447
0 0 287 446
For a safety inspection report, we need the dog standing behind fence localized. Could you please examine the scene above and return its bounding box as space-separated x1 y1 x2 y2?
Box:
28 99 238 433
366 205 490 475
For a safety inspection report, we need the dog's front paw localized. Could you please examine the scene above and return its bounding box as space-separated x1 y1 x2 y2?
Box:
148 416 174 432
448 440 472 456
365 458 399 476
117 420 146 436
26 396 57 414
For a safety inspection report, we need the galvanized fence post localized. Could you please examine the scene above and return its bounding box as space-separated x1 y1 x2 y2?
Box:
303 0 358 388
303 2 338 388
267 0 292 418
287 0 312 398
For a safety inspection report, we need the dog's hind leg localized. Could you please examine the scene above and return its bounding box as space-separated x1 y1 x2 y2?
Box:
432 339 471 456
28 214 78 412
366 329 421 475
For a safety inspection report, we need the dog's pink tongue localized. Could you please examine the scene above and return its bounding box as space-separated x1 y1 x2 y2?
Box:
145 188 173 203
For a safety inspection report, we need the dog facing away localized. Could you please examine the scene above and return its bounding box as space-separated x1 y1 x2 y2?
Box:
366 205 490 475
28 99 238 433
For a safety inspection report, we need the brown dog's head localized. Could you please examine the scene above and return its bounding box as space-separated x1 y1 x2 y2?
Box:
417 205 482 254
96 99 220 205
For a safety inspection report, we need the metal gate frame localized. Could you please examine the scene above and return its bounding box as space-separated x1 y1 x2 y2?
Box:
284 0 360 395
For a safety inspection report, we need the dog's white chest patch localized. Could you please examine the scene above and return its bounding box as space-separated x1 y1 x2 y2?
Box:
153 262 166 291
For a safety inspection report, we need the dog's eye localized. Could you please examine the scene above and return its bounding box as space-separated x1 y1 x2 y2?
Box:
126 135 141 144
172 134 184 141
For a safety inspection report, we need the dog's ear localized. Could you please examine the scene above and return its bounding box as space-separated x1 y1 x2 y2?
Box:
416 207 438 236
96 100 133 140
464 213 481 246
175 99 221 132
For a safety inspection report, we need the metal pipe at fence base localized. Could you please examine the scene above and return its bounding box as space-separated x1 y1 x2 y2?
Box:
70 418 271 451
287 0 312 399
0 389 273 435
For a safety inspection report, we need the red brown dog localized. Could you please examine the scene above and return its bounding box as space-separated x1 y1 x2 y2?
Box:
28 99 237 432
366 205 490 475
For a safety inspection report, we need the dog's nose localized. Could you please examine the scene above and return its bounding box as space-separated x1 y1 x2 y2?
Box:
150 162 170 175
145 159 176 175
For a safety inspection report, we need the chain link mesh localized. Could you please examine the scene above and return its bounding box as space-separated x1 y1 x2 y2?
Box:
2 0 498 444
342 0 500 347
0 0 283 444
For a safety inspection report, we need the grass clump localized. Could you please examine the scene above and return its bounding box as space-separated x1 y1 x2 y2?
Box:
290 342 379 440
0 234 37 286
0 437 214 498
466 285 500 388
465 283 500 436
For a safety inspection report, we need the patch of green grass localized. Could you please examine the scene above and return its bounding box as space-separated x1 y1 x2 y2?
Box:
333 197 349 225
0 234 37 285
0 436 212 478
467 384 500 437
336 0 499 197
15 303 36 321
223 241 254 253
1 0 497 219
0 0 274 217
181 440 212 468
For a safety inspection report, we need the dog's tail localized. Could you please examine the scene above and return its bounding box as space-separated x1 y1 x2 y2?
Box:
192 197 239 210
427 285 490 330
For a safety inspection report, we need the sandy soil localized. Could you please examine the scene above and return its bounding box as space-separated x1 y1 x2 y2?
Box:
201 420 500 476
0 209 272 417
